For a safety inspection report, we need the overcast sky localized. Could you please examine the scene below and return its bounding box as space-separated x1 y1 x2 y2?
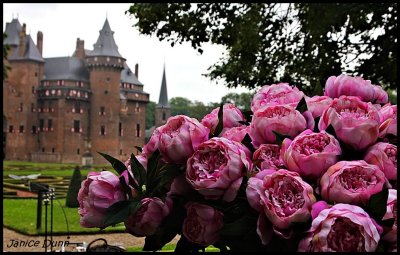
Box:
3 3 251 104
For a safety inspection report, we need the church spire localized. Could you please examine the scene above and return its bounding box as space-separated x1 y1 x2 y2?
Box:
157 63 170 108
91 18 122 58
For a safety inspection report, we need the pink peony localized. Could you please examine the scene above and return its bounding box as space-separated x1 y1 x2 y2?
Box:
324 74 388 104
251 83 304 113
364 142 397 181
157 115 209 164
186 137 252 202
250 105 307 148
125 197 172 237
143 128 161 156
222 125 249 143
247 169 316 230
281 129 342 180
320 160 386 206
305 96 333 118
318 96 380 150
381 189 397 246
310 201 329 220
252 144 284 173
182 202 224 246
201 103 245 135
298 203 382 252
378 104 397 138
78 171 125 228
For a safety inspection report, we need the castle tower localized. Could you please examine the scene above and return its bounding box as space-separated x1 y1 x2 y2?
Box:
155 64 171 127
3 18 45 161
85 18 126 164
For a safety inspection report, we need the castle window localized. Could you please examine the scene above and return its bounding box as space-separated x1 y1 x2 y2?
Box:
42 147 45 153
136 124 140 137
100 125 106 136
100 106 105 115
77 91 81 97
119 149 122 155
73 120 80 133
45 90 50 96
31 103 35 112
74 102 81 113
77 148 80 155
57 90 62 96
107 57 110 62
119 122 123 136
35 72 38 77
18 103 23 112
163 112 166 121
48 119 53 131
106 77 110 83
32 86 36 94
19 125 24 133
9 125 14 133
85 92 88 98
31 125 37 134
39 119 44 131
52 148 55 153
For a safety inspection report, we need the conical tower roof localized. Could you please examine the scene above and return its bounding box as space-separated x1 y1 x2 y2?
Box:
157 64 170 108
91 18 122 58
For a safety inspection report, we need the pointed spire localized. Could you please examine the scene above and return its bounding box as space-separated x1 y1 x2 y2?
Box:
157 63 170 108
91 18 122 58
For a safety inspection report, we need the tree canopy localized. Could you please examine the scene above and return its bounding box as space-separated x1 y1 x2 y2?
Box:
127 3 397 94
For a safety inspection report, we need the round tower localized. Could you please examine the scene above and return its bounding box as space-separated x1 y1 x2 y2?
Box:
85 18 126 164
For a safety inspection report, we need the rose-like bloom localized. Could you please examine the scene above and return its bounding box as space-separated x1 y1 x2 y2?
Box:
167 174 194 197
78 171 125 228
157 115 209 164
247 169 316 230
281 129 342 180
252 144 284 172
251 83 304 113
364 142 397 181
324 74 388 104
318 96 380 150
143 128 161 156
222 125 249 143
182 202 224 246
186 137 252 202
298 203 382 252
378 104 397 138
382 189 397 246
250 105 307 147
201 103 245 135
310 201 329 220
320 160 386 206
305 96 333 118
124 197 172 237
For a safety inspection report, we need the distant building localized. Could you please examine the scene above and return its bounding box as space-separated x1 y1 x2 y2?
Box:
3 18 150 164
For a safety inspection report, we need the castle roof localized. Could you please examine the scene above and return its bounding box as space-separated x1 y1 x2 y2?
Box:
157 65 170 108
4 18 21 46
43 57 89 81
121 63 143 86
4 18 44 63
90 18 123 58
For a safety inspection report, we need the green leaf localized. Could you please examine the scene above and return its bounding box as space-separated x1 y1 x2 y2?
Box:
241 133 255 153
325 124 337 137
272 130 291 146
295 97 308 113
366 188 389 221
380 218 395 228
97 151 127 175
220 214 257 236
213 103 224 137
103 200 141 227
242 110 253 123
119 176 132 200
150 164 182 196
146 149 161 192
130 153 147 192
175 235 207 252
313 117 320 132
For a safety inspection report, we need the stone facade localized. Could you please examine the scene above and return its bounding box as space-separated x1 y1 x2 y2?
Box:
3 18 149 164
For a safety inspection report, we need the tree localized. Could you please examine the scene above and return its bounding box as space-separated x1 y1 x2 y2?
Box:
170 97 191 116
146 101 156 129
126 3 397 94
221 92 254 111
65 166 82 208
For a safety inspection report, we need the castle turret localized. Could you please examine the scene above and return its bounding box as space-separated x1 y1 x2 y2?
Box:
85 18 126 163
155 64 171 127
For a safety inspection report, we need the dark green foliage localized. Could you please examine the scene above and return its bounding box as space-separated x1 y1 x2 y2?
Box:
65 166 83 208
127 3 397 92
145 101 156 129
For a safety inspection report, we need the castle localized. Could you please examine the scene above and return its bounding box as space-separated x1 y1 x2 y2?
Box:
3 17 170 164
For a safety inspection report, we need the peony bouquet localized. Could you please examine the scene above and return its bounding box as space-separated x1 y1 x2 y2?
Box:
78 74 397 252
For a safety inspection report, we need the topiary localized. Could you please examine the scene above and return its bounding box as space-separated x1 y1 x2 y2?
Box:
65 166 82 208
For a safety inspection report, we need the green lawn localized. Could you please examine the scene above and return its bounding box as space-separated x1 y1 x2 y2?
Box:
3 199 126 235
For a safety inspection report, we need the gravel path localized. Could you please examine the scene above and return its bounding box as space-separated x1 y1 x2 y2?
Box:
3 227 179 252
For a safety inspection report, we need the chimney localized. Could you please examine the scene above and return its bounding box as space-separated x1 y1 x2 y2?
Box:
18 23 27 57
37 31 43 55
135 63 139 79
73 38 85 59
